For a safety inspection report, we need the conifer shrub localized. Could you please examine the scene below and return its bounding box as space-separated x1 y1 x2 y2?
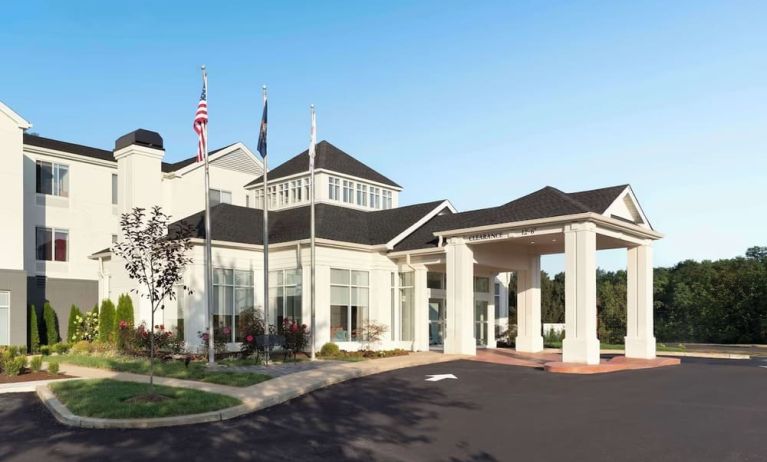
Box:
43 302 59 345
29 305 40 353
98 299 116 343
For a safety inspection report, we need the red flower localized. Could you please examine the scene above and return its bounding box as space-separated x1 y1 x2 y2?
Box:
246 335 254 343
290 323 298 333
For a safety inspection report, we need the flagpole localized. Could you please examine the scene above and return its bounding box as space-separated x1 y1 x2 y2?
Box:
309 105 317 361
261 85 270 366
202 65 215 365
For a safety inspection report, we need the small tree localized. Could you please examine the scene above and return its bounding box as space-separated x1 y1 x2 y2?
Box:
98 299 116 343
112 206 193 390
360 321 388 351
29 305 40 353
67 305 82 343
43 302 59 345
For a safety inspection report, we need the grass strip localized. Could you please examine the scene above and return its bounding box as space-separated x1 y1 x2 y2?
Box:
50 379 241 419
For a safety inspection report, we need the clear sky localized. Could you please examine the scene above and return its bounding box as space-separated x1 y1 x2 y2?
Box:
2 1 765 272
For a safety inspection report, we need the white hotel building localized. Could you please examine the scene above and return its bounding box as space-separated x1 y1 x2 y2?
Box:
0 100 662 364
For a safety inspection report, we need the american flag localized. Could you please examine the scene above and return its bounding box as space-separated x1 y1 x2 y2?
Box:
194 80 208 162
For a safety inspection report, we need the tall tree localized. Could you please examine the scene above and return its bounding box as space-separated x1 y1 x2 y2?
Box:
112 206 193 391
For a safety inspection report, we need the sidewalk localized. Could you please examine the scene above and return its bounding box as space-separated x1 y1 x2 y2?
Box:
40 351 465 429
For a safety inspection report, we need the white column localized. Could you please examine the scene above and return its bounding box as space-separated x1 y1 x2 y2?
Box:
515 255 544 352
625 243 656 359
485 273 497 349
562 222 600 365
412 267 430 351
444 238 476 355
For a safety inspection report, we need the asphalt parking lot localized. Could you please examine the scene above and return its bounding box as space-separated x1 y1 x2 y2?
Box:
1 357 765 462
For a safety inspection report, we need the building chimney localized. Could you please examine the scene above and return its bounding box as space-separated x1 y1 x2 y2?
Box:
113 129 165 215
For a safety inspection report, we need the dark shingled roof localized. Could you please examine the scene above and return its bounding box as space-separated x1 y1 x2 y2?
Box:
175 200 446 246
23 133 236 173
245 140 401 188
393 185 630 251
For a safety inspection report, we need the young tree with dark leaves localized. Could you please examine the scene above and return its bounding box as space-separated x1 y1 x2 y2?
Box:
112 206 194 389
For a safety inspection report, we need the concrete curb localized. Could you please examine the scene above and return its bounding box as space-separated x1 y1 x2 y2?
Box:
37 352 463 429
600 349 751 360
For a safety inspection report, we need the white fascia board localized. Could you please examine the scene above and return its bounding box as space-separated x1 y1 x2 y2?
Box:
0 101 31 129
434 212 663 241
385 200 457 250
23 145 117 169
189 237 385 253
388 246 447 258
604 185 653 230
172 142 262 177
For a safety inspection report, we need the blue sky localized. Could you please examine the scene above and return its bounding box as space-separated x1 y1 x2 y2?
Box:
2 1 765 272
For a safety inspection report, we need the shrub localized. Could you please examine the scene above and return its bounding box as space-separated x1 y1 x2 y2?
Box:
48 362 60 375
40 345 51 356
115 294 135 327
199 326 229 355
71 340 94 355
543 327 565 345
320 342 340 357
1 349 27 377
238 307 269 357
30 356 43 372
98 299 116 343
359 321 388 350
51 342 70 354
280 319 309 355
29 305 40 353
73 311 99 342
43 302 59 345
66 305 82 343
121 322 183 357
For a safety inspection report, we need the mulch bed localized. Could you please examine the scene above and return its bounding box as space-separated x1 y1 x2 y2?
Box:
0 370 73 384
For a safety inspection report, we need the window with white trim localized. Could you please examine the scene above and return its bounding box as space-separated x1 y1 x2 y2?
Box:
210 189 232 206
399 272 414 341
357 184 367 206
213 268 254 342
328 177 341 201
254 189 264 209
111 174 118 205
330 269 369 342
268 185 277 208
342 180 354 203
269 269 302 328
36 161 69 197
370 187 381 209
0 291 10 345
382 190 393 209
36 227 68 262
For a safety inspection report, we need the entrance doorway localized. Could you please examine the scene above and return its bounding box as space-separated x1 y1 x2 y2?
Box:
429 298 445 346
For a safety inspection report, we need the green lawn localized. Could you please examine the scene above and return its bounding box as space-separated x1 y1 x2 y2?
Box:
542 341 686 352
49 354 271 387
50 379 241 419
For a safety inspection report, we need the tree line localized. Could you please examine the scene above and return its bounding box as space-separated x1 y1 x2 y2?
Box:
510 246 767 344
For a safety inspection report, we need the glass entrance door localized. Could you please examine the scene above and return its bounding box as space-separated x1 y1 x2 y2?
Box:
429 298 445 346
474 300 488 346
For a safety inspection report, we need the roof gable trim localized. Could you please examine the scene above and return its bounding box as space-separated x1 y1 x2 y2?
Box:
385 200 456 250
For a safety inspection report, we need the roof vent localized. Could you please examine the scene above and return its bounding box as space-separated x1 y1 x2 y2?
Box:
114 129 164 151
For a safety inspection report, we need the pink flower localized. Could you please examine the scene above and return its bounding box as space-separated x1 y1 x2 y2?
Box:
290 323 298 333
246 335 254 343
223 326 231 335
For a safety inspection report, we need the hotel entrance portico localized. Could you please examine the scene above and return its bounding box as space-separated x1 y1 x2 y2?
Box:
391 185 663 365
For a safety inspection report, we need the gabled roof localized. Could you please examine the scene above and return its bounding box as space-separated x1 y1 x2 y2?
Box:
174 200 446 247
245 140 401 189
394 185 634 251
0 101 31 129
23 133 239 173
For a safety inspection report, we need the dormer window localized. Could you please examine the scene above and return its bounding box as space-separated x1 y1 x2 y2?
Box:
329 177 340 201
342 180 354 204
370 187 381 209
210 189 232 206
382 190 392 209
356 184 367 206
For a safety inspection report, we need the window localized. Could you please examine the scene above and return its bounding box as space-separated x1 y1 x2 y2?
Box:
330 269 369 342
474 276 490 293
382 190 393 209
36 161 69 197
399 272 415 341
342 180 354 203
210 189 232 206
370 187 381 209
36 227 68 262
269 269 302 328
328 177 340 201
0 291 9 345
427 272 445 290
213 268 254 342
291 180 303 203
279 183 289 205
390 272 396 341
254 189 264 209
357 184 367 207
303 178 310 201
111 174 118 205
494 283 501 318
111 234 118 244
268 185 277 208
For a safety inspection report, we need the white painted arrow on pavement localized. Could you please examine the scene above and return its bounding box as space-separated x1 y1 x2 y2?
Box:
425 374 457 382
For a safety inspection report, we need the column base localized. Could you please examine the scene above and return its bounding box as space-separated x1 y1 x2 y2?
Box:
515 335 544 353
562 336 600 365
624 336 656 359
444 337 477 355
